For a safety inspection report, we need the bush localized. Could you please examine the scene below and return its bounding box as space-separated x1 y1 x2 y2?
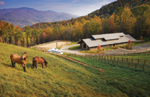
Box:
113 46 119 49
125 44 133 50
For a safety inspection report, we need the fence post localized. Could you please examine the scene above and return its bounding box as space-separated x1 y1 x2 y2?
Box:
131 59 133 64
138 59 140 64
108 56 109 64
117 57 119 66
135 63 137 69
143 60 146 70
122 57 124 66
112 57 115 64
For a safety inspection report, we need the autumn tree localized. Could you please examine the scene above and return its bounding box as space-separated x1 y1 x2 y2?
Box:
25 26 32 46
109 14 118 33
131 4 149 39
121 6 136 34
142 5 150 39
15 30 23 46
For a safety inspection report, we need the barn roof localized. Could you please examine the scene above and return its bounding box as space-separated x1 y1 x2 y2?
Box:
91 32 125 40
81 33 136 48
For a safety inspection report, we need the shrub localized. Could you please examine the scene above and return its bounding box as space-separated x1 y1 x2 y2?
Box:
126 44 133 50
128 40 131 44
113 46 119 49
97 45 101 50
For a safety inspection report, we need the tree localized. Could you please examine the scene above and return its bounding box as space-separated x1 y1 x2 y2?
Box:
131 5 149 38
15 30 23 45
121 6 136 34
41 32 46 43
25 26 32 46
109 14 118 33
8 24 15 44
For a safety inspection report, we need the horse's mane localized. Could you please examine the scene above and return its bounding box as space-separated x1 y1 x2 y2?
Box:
41 57 48 63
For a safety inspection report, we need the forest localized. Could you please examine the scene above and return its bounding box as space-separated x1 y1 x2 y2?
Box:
0 4 150 47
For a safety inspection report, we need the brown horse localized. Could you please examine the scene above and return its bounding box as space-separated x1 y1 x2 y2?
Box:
32 56 48 68
10 52 27 72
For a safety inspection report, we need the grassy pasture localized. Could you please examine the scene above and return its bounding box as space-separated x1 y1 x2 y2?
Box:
65 54 150 97
0 43 150 97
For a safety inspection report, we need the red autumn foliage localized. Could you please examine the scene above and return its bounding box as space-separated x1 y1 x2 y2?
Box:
97 45 101 50
128 40 131 44
41 32 46 39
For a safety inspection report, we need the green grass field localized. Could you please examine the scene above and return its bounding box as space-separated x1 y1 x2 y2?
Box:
0 43 150 97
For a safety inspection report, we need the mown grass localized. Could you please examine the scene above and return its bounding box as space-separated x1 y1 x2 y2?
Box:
0 43 150 97
79 49 105 54
65 54 150 97
67 42 78 46
68 45 80 50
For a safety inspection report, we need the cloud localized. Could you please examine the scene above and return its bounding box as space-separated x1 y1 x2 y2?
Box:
0 0 5 5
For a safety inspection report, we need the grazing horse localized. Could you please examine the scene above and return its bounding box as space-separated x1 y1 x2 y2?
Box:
10 52 27 72
32 56 48 68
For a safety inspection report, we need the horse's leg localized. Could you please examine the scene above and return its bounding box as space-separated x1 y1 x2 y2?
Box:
11 60 13 67
13 62 16 67
41 63 43 68
22 64 26 72
32 63 35 69
35 62 37 68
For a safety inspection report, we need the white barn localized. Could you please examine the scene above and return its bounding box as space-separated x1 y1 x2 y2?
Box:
78 33 136 50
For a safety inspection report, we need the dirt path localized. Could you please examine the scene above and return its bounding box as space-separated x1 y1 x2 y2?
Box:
52 53 105 72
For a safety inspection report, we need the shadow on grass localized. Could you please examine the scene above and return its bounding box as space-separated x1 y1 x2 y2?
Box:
26 63 33 68
2 63 33 71
2 62 23 71
2 63 12 67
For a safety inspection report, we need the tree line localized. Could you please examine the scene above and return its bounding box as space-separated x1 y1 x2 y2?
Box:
0 5 150 47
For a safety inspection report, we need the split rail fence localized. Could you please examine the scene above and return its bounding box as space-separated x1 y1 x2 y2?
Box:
65 51 150 72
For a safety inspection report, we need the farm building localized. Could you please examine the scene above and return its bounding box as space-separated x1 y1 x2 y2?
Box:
78 32 136 50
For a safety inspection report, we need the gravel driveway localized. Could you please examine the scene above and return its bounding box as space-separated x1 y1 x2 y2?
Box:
61 44 150 55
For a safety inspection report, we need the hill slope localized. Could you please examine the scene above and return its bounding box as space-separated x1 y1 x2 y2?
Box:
0 43 150 96
88 0 150 18
30 0 150 29
0 7 78 28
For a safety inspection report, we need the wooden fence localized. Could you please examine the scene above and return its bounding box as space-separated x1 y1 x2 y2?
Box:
65 51 150 72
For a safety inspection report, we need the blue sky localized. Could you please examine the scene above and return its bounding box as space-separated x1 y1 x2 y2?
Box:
0 0 116 16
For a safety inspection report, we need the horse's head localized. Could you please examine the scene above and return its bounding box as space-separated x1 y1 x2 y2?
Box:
21 52 27 60
45 61 48 67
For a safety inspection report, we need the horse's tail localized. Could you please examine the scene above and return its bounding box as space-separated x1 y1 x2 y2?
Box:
10 54 13 60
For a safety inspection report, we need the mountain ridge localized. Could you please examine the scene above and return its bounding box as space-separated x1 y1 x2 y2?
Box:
0 7 78 27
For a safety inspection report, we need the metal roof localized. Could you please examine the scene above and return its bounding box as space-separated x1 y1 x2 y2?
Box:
92 32 125 40
83 34 136 47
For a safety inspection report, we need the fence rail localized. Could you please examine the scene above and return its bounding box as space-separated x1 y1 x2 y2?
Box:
65 51 150 72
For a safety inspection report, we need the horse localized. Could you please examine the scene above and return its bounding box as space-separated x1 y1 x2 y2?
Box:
32 56 48 68
10 52 27 72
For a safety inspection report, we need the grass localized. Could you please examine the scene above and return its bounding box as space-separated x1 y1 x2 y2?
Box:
79 49 105 54
68 45 80 50
67 42 78 46
0 43 150 97
64 54 150 97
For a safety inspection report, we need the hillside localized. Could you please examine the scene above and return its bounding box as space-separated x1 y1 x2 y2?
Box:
0 7 78 28
0 43 150 96
31 0 150 29
88 0 150 18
